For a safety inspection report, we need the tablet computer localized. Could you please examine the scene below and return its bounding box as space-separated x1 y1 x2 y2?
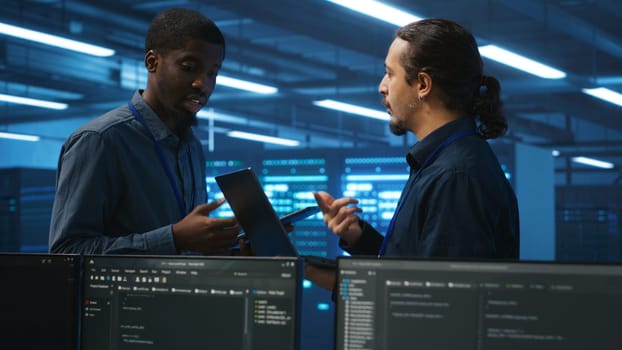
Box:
280 206 321 226
215 168 335 268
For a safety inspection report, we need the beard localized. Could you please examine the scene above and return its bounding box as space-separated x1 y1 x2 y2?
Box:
389 118 407 135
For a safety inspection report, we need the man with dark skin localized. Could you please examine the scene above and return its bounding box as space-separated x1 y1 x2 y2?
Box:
49 9 241 254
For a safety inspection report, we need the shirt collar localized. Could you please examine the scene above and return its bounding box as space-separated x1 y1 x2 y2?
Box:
406 116 478 169
131 90 193 143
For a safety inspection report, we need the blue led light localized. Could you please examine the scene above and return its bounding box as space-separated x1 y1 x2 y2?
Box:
317 303 330 311
263 159 325 166
345 174 408 182
263 175 328 183
345 157 403 164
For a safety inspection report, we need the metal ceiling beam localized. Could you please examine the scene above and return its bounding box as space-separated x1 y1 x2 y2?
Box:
595 0 622 19
509 114 574 143
499 0 622 59
538 140 622 148
504 92 622 132
213 0 393 58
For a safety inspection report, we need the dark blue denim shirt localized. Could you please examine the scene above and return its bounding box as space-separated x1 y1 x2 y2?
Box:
341 116 519 259
49 91 207 254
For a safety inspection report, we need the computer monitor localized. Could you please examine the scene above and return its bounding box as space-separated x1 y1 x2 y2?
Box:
0 253 80 350
81 255 302 350
335 257 622 350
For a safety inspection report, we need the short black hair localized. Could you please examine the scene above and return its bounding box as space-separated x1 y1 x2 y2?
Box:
145 8 225 57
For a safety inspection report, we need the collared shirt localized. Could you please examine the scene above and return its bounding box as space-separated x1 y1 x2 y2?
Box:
341 116 520 258
49 91 207 254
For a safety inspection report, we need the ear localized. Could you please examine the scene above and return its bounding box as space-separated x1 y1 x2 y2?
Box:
416 71 432 99
144 50 157 73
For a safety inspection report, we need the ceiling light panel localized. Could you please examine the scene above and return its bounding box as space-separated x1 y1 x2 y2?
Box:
0 22 115 57
313 99 389 121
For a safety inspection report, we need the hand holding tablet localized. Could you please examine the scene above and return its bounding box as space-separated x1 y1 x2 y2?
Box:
280 206 321 226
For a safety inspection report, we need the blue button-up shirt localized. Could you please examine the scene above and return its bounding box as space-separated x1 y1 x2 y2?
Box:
341 116 520 259
49 91 207 254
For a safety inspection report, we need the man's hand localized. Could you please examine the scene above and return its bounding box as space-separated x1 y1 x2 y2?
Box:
231 238 256 256
172 199 240 255
313 191 363 246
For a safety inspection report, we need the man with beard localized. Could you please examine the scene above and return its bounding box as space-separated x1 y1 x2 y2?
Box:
308 19 519 288
49 8 240 255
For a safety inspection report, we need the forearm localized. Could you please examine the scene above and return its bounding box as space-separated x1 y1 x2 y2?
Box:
49 225 177 255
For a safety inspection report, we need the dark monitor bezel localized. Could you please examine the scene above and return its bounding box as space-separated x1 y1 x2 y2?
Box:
0 252 81 350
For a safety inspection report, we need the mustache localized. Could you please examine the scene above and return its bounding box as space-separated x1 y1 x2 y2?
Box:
189 90 208 103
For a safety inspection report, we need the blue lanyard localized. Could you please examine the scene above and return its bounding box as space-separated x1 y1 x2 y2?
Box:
127 101 187 217
378 128 477 256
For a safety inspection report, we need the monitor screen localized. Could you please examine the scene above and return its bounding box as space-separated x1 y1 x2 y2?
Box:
340 156 408 237
0 253 80 349
260 158 329 257
336 257 622 350
81 255 301 350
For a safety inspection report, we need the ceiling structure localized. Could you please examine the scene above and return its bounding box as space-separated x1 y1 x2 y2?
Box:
1 0 621 185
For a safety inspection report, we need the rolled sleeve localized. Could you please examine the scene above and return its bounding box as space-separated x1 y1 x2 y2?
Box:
338 220 384 256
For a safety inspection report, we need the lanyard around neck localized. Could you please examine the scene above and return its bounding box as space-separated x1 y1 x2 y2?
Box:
127 101 186 217
378 128 477 256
